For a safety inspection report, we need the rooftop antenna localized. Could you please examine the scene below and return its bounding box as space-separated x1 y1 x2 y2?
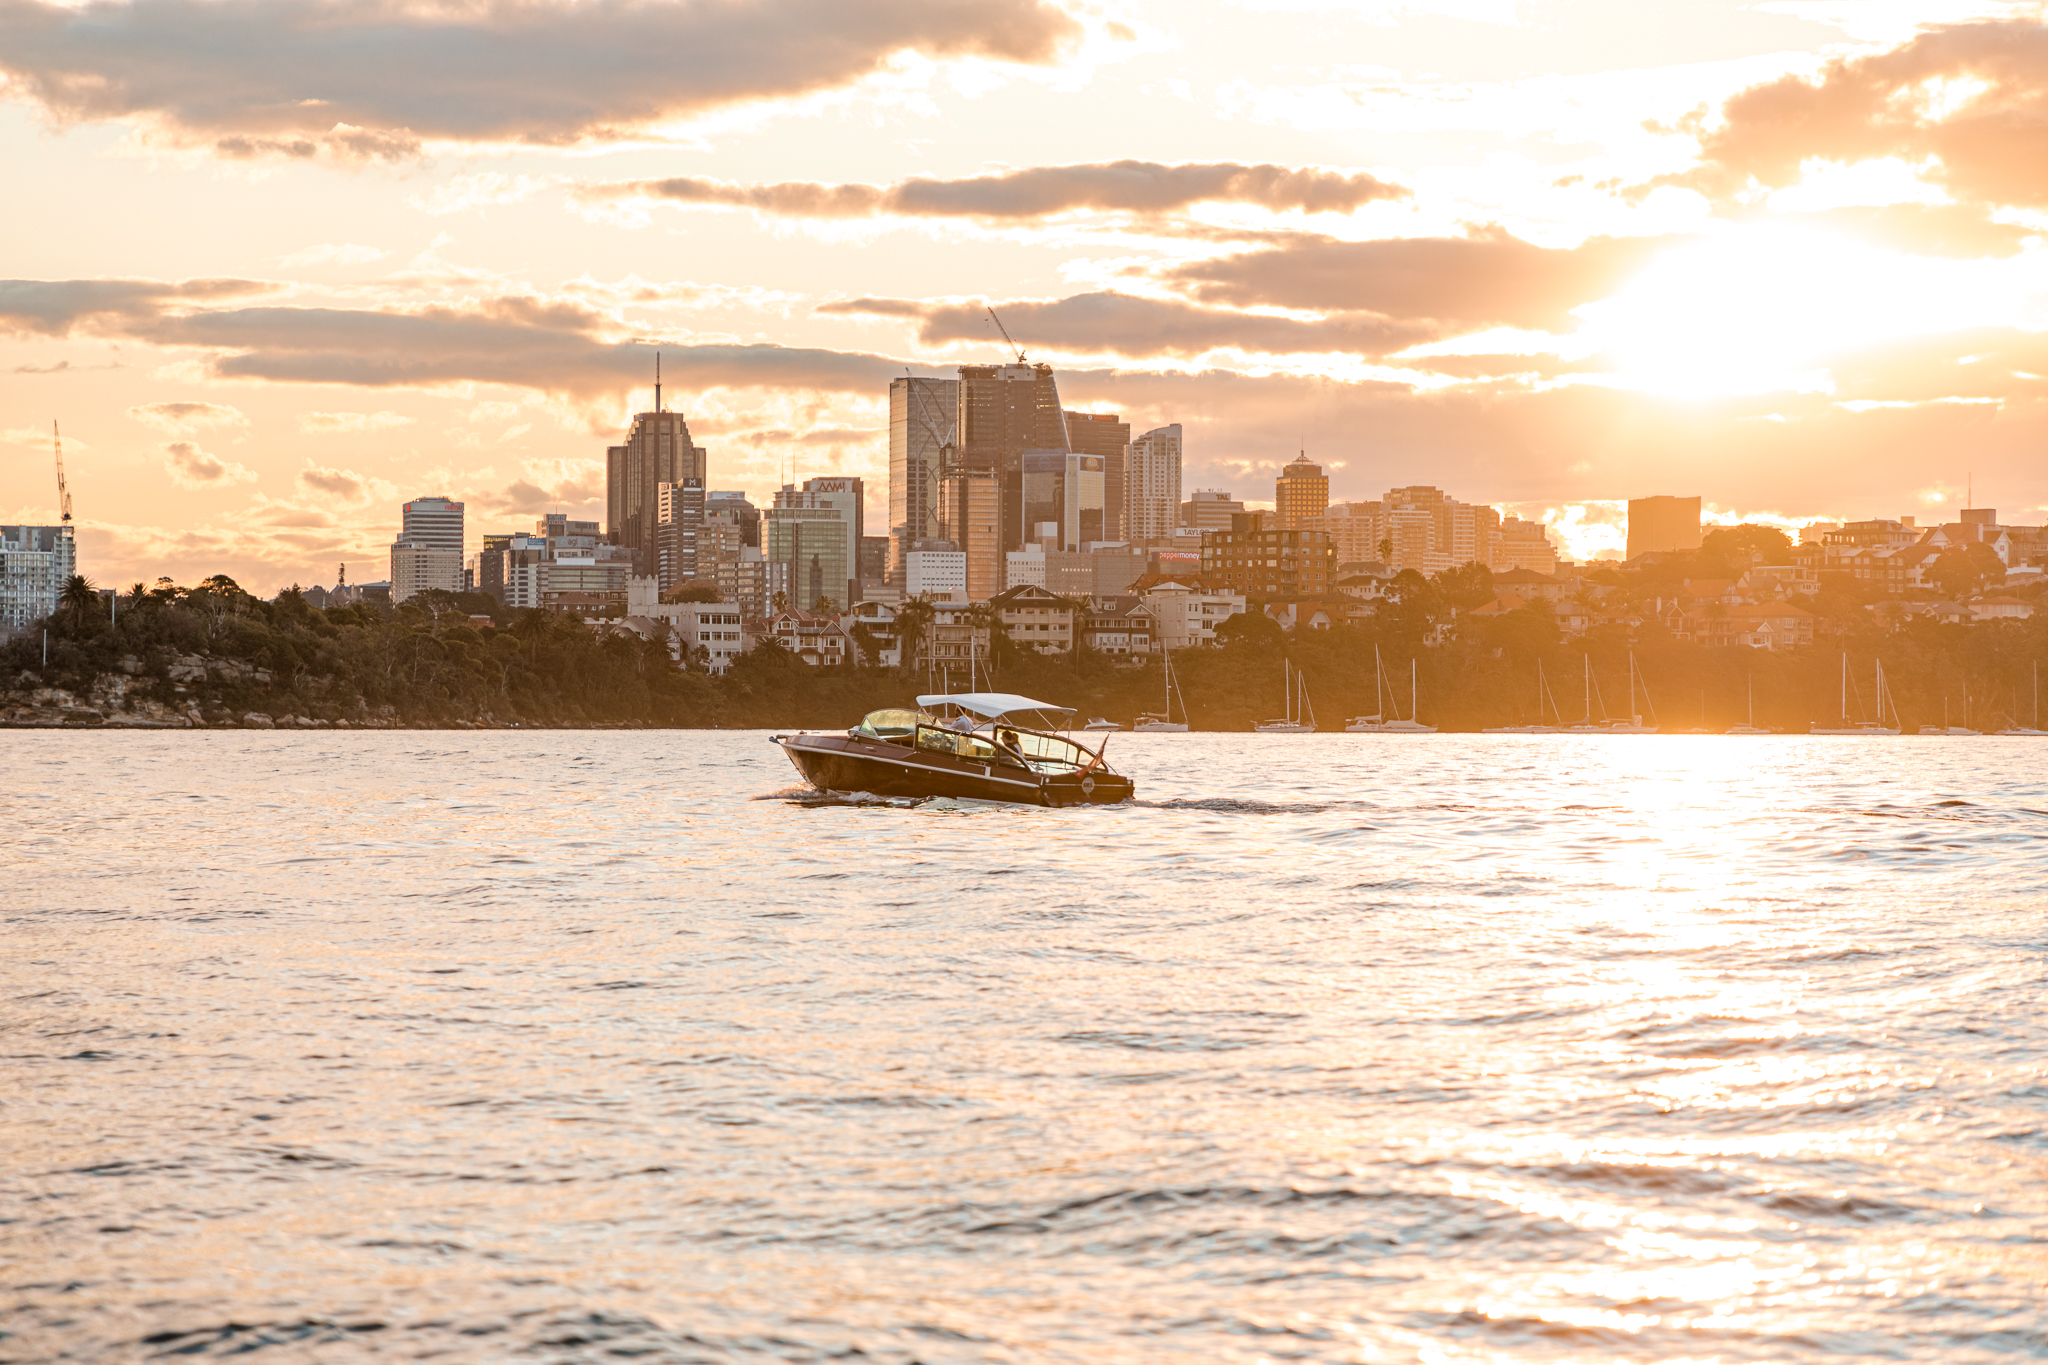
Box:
986 306 1025 364
655 351 662 414
52 421 72 525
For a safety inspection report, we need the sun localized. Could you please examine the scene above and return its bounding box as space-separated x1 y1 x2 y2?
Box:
1571 224 2048 400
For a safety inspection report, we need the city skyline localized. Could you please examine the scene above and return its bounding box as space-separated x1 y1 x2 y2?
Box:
6 1 2048 595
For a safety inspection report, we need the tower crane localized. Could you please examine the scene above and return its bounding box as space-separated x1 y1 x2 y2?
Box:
52 421 72 524
986 306 1026 364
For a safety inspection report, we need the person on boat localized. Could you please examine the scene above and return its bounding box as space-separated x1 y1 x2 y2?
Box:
993 726 1025 759
947 712 977 733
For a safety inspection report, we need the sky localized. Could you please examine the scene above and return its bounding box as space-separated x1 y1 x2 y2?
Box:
3 0 2047 592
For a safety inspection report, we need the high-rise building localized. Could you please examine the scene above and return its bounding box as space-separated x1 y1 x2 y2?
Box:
905 541 968 603
0 523 75 639
1021 450 1106 551
889 377 957 585
936 463 1002 602
1627 495 1702 561
801 476 865 605
958 362 1069 555
1373 486 1501 575
657 478 706 591
858 535 890 583
401 496 465 553
1493 516 1559 573
1200 512 1336 600
705 491 759 549
1063 410 1129 541
391 543 463 603
1274 454 1329 531
607 395 706 577
1180 488 1244 532
764 485 853 611
1127 424 1183 542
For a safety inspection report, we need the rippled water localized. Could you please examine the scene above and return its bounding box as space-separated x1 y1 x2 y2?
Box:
5 731 2047 1363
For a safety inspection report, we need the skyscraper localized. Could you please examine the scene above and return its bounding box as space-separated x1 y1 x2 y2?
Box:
1021 451 1106 550
936 463 1002 602
889 377 957 585
400 496 465 553
657 477 705 590
764 484 854 611
800 476 865 605
0 523 75 639
1128 424 1183 541
1274 454 1328 531
957 362 1069 555
391 494 465 603
607 378 706 577
1627 495 1703 561
1063 410 1129 541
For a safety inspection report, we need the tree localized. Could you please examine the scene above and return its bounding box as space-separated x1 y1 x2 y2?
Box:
1215 609 1284 651
1432 562 1495 610
893 596 936 674
1928 545 2004 600
1701 524 1793 570
60 574 99 630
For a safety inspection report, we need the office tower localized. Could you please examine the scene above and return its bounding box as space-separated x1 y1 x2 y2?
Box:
400 496 465 553
858 535 889 583
1063 410 1129 541
1127 424 1183 542
1626 495 1702 561
1180 488 1244 532
937 463 1001 602
957 362 1069 555
905 541 968 603
889 377 957 585
1274 454 1329 531
1323 501 1386 565
657 478 706 591
607 381 706 576
1021 450 1107 551
705 491 759 549
764 486 853 611
0 523 75 638
801 476 865 605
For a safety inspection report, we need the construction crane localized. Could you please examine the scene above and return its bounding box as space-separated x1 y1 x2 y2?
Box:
52 420 72 524
986 306 1026 364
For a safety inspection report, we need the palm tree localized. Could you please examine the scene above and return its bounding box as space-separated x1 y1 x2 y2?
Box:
60 573 99 629
892 595 936 675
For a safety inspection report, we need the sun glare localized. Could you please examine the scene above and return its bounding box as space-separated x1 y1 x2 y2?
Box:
1575 226 2048 399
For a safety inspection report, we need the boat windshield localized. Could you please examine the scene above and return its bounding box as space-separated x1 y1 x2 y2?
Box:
854 708 931 740
914 724 1028 767
999 728 1097 773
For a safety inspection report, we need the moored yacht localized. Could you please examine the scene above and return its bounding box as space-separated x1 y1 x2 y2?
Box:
1347 647 1436 733
772 693 1135 806
1255 658 1316 732
1133 648 1191 732
1810 654 1901 735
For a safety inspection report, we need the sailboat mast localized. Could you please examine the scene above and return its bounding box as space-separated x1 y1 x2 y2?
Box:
1411 657 1418 723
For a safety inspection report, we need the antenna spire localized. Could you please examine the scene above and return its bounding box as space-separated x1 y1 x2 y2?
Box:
655 351 662 414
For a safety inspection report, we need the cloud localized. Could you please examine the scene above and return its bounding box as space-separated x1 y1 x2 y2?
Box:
297 463 368 500
1161 228 1685 331
823 291 1432 358
163 440 256 488
297 410 415 433
4 278 920 396
128 400 248 434
279 243 386 268
0 0 1087 157
582 160 1409 221
0 276 274 335
1675 19 2048 210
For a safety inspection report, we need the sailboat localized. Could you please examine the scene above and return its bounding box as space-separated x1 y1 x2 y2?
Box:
1726 675 1770 734
1254 658 1316 733
1810 654 1900 735
1133 647 1190 732
1917 692 1979 736
1603 652 1659 733
1997 661 2048 736
1484 660 1562 733
1347 647 1436 733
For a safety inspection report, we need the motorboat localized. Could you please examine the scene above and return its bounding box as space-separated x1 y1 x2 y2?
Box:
1348 647 1436 733
771 692 1134 806
1255 658 1316 733
1810 654 1900 735
1134 648 1190 732
1081 716 1122 731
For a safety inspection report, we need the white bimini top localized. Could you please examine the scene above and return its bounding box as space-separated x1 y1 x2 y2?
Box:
916 692 1076 731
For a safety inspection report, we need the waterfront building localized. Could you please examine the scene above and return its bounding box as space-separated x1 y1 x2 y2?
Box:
843 599 903 667
1201 511 1336 600
1138 578 1245 649
622 576 745 672
1274 454 1329 531
1626 495 1702 561
989 583 1076 655
888 376 957 585
1081 596 1156 656
924 602 991 688
0 523 75 638
1127 424 1183 542
1064 410 1129 541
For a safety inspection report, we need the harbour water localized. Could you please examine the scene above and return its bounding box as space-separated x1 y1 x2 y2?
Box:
5 732 2046 1362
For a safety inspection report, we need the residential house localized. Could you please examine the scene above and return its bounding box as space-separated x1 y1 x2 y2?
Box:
1081 596 1156 657
1137 577 1245 649
990 582 1077 654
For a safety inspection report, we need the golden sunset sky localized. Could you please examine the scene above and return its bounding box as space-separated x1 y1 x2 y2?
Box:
4 0 2046 591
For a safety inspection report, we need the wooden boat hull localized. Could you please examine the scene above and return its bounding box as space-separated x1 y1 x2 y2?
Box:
772 733 1134 806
